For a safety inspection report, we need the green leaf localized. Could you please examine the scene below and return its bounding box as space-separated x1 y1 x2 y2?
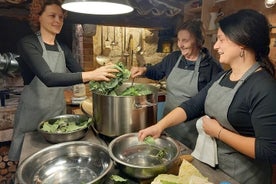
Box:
144 136 155 145
89 62 130 95
110 175 127 182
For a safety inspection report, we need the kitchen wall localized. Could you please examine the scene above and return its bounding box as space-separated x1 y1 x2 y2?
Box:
92 26 172 68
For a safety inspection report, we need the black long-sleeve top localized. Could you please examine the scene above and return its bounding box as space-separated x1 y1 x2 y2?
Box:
17 34 83 87
180 69 276 163
144 48 223 91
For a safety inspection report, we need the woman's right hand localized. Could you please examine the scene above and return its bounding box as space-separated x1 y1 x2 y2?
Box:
82 64 119 82
130 66 147 78
138 124 163 142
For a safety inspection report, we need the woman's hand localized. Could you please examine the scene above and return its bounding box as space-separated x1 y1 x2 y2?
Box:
138 124 163 142
130 66 146 78
202 116 223 139
202 116 256 158
82 64 119 82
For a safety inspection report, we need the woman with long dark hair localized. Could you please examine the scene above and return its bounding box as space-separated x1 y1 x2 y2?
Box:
138 9 276 184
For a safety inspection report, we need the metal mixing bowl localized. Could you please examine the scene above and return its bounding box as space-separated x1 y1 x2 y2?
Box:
16 141 113 184
37 114 91 143
108 133 180 179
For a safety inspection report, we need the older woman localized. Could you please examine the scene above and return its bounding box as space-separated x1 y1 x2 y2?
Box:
138 9 276 184
131 19 222 149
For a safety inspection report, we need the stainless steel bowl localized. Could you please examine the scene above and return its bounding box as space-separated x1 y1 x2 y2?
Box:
37 114 90 143
16 141 113 184
108 133 180 179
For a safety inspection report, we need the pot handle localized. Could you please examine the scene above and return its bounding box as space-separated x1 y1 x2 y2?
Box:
134 101 156 109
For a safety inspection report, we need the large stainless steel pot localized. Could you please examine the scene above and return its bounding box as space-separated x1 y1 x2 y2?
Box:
92 83 158 137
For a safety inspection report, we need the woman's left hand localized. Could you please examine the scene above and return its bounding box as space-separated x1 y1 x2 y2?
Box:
202 116 223 138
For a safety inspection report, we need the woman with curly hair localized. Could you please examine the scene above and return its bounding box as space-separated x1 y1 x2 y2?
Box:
8 0 118 161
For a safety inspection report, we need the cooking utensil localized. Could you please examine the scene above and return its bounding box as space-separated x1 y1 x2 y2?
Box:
0 52 19 76
92 82 158 137
122 27 129 56
110 26 118 47
136 30 144 55
108 133 180 179
131 78 135 86
104 26 110 48
96 26 110 65
123 33 134 68
16 141 113 184
37 114 90 143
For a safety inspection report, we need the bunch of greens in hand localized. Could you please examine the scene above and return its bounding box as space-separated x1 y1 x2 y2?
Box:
89 62 131 95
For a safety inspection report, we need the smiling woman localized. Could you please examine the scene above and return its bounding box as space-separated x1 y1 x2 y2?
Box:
8 0 119 162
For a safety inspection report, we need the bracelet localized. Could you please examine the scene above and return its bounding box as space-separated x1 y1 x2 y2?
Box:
217 128 223 139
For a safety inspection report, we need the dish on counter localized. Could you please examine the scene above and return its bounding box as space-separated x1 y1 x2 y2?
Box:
108 133 180 179
37 114 91 143
16 141 113 184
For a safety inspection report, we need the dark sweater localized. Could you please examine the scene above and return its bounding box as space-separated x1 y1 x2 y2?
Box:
17 34 83 87
144 48 223 91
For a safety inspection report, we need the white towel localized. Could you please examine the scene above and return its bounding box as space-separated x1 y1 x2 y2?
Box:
191 116 218 167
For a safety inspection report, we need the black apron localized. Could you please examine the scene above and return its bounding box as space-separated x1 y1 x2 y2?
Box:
204 63 272 184
9 33 67 161
165 54 201 149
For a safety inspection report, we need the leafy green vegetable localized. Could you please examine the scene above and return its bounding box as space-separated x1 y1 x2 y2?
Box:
89 62 130 95
156 149 166 159
120 84 152 96
41 118 92 133
144 136 155 145
89 62 153 96
144 136 168 160
110 175 127 182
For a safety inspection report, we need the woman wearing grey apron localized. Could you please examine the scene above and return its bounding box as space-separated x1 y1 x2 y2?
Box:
131 19 222 149
138 9 276 184
8 0 118 161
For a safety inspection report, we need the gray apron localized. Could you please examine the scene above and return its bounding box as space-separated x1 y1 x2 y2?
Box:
9 33 67 161
165 54 201 149
204 63 272 184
